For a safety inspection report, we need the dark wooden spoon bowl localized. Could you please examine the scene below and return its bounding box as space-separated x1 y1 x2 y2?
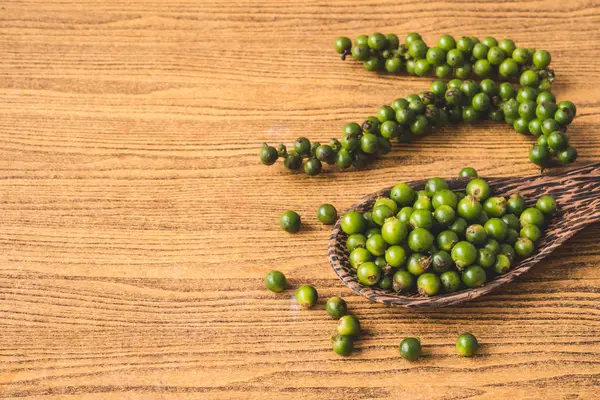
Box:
329 163 600 308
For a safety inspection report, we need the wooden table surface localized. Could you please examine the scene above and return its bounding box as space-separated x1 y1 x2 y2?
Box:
1 1 599 398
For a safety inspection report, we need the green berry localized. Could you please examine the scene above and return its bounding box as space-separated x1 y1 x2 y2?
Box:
334 37 352 54
462 265 486 288
357 261 381 286
520 207 545 228
367 32 387 50
332 334 354 356
459 167 478 178
296 285 318 308
346 233 367 253
326 297 348 319
280 210 301 233
456 333 479 357
399 337 422 361
536 195 557 215
393 269 415 292
532 50 551 69
494 253 511 274
317 204 337 225
349 248 372 269
338 315 361 336
515 237 535 257
417 273 442 296
265 270 287 293
452 241 477 269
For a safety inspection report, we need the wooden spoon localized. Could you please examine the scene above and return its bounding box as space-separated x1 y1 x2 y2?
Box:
328 163 600 308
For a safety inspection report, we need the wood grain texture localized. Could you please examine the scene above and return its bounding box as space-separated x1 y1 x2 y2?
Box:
0 0 599 398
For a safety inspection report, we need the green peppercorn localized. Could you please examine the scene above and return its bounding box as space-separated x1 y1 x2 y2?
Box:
458 195 483 221
452 241 477 269
439 270 461 293
349 247 372 269
473 59 491 77
499 243 516 262
399 337 422 361
462 265 486 288
296 285 318 308
520 224 542 242
532 49 551 68
436 64 452 78
351 45 370 61
449 217 468 236
528 119 543 136
366 234 387 256
484 238 500 254
326 297 348 319
466 224 488 245
338 314 361 336
520 207 545 227
341 211 367 234
483 196 507 218
336 149 353 169
466 178 491 201
386 33 400 49
390 182 415 206
557 146 578 164
438 34 456 51
372 204 395 226
346 233 367 253
334 37 352 54
505 228 519 245
332 334 354 356
393 269 415 292
357 261 381 286
536 195 557 215
520 70 540 87
499 58 519 78
512 47 530 64
265 270 287 293
294 137 311 156
529 145 550 166
487 46 506 65
515 237 535 257
558 100 577 117
381 217 409 245
397 206 414 224
304 158 322 176
547 131 569 152
456 333 479 357
494 253 511 274
459 167 478 178
280 210 301 233
317 204 337 225
417 273 442 296
501 213 520 231
364 56 382 71
385 245 407 268
507 193 525 216
408 228 435 253
499 82 516 100
406 252 432 276
437 230 459 251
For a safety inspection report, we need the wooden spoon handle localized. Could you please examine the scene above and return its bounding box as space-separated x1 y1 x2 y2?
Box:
488 162 600 228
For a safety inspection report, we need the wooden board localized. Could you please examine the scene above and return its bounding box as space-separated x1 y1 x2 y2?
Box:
0 0 599 398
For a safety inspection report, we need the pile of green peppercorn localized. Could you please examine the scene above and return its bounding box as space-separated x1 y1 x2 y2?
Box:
265 270 480 358
340 168 557 296
334 32 554 86
259 77 577 174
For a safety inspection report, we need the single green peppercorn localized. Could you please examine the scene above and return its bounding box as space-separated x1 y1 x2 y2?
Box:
390 183 415 206
462 265 487 288
449 217 468 236
372 204 395 226
408 228 434 253
459 167 478 178
494 253 511 274
483 196 507 218
334 36 352 54
452 241 477 269
529 145 550 166
476 248 496 269
529 119 543 136
536 195 557 215
296 285 318 308
317 204 337 225
265 270 287 293
341 211 367 235
385 245 407 268
381 217 409 245
487 46 506 65
374 197 398 215
438 34 456 51
336 149 353 169
512 47 530 64
456 333 479 357
515 237 535 257
349 247 372 269
280 210 301 233
346 233 367 253
332 334 354 356
259 144 278 165
399 337 422 361
532 49 551 69
520 70 540 87
366 234 387 256
557 146 578 164
501 213 520 230
499 58 519 78
520 207 545 228
484 218 508 241
386 33 400 49
407 252 432 276
507 193 526 216
466 224 488 245
458 195 483 221
547 131 569 152
431 250 454 273
304 158 322 176
338 314 361 336
326 297 348 319
441 270 462 292
357 261 381 286
520 224 542 242
466 178 491 201
499 243 516 262
499 82 516 100
437 230 459 251
417 273 442 296
393 269 416 292
558 100 577 117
